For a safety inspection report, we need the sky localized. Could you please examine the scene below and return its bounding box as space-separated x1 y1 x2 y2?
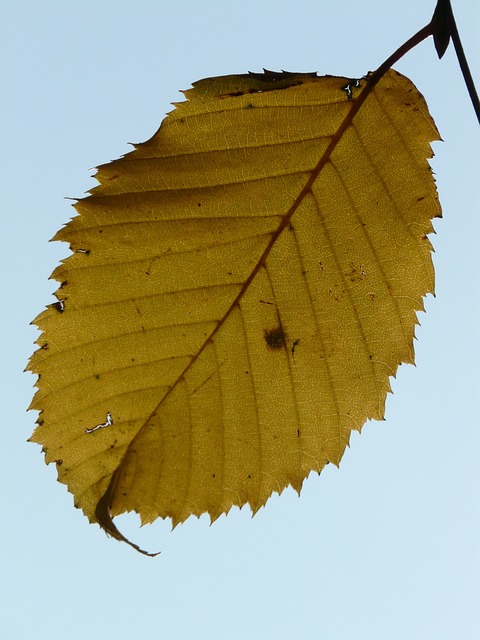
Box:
1 1 479 638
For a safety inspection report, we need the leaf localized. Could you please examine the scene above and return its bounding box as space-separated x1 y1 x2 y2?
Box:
28 68 441 552
431 0 452 59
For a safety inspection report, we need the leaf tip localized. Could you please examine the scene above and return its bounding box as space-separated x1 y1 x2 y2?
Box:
95 486 160 557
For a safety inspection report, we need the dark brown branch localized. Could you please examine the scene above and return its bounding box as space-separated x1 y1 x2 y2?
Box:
432 0 480 124
445 1 480 124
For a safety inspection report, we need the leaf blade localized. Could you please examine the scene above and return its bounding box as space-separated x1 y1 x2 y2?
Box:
29 69 441 545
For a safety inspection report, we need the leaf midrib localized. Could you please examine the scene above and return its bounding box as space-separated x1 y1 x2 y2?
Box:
96 72 387 536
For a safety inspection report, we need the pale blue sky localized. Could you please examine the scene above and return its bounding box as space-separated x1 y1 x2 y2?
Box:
2 1 479 638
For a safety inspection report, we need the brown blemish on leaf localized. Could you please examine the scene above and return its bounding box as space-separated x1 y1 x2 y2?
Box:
291 338 300 356
346 262 367 282
264 327 286 350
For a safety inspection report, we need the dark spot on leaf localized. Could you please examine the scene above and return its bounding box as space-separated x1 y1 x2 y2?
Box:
291 338 300 356
53 300 65 313
55 459 63 466
246 69 316 88
264 327 286 350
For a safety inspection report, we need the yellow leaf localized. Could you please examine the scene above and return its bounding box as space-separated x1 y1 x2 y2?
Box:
28 69 441 553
